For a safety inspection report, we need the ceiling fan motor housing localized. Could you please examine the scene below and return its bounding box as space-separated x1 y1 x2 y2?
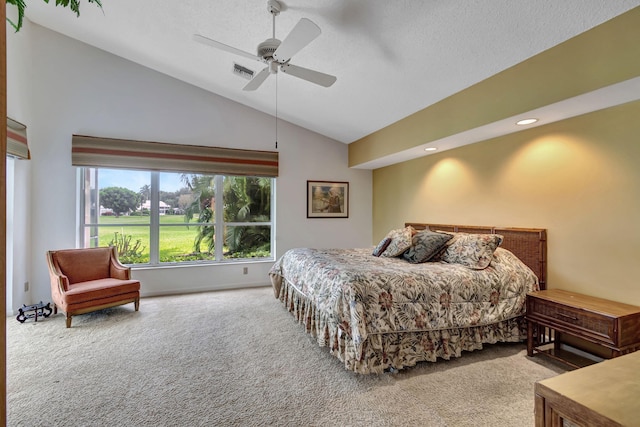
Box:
257 38 282 60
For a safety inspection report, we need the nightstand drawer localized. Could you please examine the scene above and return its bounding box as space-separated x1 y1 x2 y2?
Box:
529 298 616 346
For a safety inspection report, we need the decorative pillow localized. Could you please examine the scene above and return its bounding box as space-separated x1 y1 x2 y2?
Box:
372 237 392 257
438 233 504 269
403 230 453 263
380 226 415 257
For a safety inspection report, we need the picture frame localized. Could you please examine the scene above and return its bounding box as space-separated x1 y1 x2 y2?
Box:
307 181 349 218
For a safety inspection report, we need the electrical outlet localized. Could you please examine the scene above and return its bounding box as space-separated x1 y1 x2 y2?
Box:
243 267 248 275
24 281 29 292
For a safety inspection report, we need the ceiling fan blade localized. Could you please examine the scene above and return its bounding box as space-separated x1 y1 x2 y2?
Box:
243 67 271 91
280 63 337 88
193 34 259 62
272 18 321 63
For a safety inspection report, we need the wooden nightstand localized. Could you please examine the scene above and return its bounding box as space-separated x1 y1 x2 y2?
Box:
526 289 640 368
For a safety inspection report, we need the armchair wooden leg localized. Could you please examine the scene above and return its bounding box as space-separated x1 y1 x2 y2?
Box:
134 297 140 311
66 314 72 328
53 304 58 315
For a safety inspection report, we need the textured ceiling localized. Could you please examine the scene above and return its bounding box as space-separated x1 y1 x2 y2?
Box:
22 1 640 144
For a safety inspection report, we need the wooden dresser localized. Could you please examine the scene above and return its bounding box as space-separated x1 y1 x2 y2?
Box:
526 289 640 367
535 351 640 426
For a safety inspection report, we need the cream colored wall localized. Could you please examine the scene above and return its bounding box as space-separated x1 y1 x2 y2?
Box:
372 100 640 305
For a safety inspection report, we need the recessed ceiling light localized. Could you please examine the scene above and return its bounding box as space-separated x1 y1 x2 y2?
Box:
516 118 538 125
424 147 437 152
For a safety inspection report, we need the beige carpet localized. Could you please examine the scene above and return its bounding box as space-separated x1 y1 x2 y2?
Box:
7 287 567 426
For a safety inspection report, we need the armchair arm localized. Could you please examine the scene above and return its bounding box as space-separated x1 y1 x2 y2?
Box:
109 247 131 280
54 275 70 293
46 251 70 292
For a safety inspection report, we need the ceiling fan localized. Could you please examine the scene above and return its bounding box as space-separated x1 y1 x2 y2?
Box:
193 0 337 91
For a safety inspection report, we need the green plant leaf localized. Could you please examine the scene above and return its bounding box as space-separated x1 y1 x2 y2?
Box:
6 0 103 31
6 0 27 32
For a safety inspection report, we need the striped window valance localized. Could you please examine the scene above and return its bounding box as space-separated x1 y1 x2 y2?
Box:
71 135 278 177
7 117 30 160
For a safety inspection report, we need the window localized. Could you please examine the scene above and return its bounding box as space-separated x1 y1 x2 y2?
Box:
80 168 274 265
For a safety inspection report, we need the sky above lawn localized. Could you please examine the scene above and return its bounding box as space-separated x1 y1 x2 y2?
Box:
99 169 184 192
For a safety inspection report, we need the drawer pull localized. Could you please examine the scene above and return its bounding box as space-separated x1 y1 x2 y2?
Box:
557 313 579 321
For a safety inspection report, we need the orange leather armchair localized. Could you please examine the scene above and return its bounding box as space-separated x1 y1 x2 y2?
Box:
46 246 141 328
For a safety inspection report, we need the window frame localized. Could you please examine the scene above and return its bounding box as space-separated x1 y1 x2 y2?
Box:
78 168 275 267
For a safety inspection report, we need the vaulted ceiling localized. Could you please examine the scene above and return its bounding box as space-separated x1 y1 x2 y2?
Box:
22 1 640 146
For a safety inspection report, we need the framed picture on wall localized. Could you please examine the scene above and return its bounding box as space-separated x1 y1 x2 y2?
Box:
307 181 349 218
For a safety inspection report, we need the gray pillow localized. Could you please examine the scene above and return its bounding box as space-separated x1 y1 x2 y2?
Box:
403 230 453 263
372 237 392 257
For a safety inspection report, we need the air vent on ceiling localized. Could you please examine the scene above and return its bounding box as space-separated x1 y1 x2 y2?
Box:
233 63 254 80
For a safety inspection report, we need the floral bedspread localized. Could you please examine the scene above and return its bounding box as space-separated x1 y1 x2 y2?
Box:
269 247 539 367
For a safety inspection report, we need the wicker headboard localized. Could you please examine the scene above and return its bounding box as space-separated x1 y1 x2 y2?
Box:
406 223 547 290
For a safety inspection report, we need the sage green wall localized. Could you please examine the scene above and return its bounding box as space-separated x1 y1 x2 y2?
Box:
372 100 640 305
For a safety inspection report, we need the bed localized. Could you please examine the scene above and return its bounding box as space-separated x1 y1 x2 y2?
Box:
269 223 547 374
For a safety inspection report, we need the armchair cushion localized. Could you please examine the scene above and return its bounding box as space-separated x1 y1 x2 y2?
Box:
64 278 141 305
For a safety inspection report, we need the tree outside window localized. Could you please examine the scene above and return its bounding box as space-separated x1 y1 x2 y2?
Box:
80 168 274 265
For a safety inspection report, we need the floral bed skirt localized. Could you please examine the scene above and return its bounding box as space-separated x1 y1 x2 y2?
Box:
276 277 526 374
